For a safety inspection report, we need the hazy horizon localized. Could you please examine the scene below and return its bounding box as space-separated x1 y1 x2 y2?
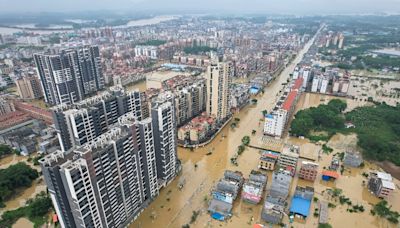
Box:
1 0 400 15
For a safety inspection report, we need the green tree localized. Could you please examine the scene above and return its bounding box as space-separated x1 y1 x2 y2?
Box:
0 162 39 206
241 136 250 146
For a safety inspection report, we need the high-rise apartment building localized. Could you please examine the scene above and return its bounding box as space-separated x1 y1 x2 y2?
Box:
34 46 104 106
40 114 159 228
151 92 179 185
174 80 207 126
206 61 232 121
16 75 43 99
51 87 146 152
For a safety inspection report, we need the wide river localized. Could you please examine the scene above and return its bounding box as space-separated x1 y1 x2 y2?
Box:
0 15 177 35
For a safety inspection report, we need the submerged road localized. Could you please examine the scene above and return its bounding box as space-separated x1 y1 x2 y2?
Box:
131 26 323 228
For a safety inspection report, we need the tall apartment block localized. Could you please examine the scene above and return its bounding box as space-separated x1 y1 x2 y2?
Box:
16 75 43 99
40 114 159 228
151 92 179 185
51 86 146 152
174 80 207 127
34 45 104 106
206 61 232 121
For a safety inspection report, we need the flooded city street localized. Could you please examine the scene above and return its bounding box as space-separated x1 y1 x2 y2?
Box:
130 33 319 228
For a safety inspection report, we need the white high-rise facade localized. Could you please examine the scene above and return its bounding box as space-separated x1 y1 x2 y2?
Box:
206 61 232 121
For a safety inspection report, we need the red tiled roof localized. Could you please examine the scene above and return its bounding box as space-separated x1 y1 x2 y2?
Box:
282 90 297 111
322 170 339 179
293 77 304 90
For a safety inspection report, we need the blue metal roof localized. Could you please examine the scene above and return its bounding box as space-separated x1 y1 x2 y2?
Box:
211 212 225 221
289 197 311 217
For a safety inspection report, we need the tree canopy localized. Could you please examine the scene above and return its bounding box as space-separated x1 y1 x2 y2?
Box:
346 104 400 165
290 99 347 138
0 162 39 207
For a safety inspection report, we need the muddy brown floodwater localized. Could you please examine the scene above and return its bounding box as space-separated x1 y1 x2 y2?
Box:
129 31 323 228
0 155 47 219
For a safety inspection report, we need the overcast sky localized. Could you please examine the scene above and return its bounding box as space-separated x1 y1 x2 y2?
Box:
1 0 400 14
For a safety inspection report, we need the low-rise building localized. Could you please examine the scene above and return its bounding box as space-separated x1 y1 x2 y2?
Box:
368 171 396 198
177 112 216 145
261 201 285 224
241 171 267 204
278 146 299 176
343 151 363 167
270 169 293 199
289 186 314 219
230 83 250 112
259 150 279 171
298 161 319 181
208 171 244 220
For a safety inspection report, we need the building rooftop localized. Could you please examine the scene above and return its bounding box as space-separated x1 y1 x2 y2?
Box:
290 197 311 217
282 90 297 111
292 77 304 90
322 170 339 179
377 172 393 181
381 180 396 190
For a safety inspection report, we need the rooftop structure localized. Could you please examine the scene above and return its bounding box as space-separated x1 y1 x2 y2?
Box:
289 186 314 219
343 151 363 167
241 171 267 204
270 169 293 199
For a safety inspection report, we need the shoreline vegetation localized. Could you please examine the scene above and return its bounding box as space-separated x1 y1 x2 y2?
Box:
290 99 400 166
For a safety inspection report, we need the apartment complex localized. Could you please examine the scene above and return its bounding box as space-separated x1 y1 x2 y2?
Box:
134 45 158 59
51 86 146 152
40 114 160 228
34 45 104 105
15 75 43 99
206 61 232 122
